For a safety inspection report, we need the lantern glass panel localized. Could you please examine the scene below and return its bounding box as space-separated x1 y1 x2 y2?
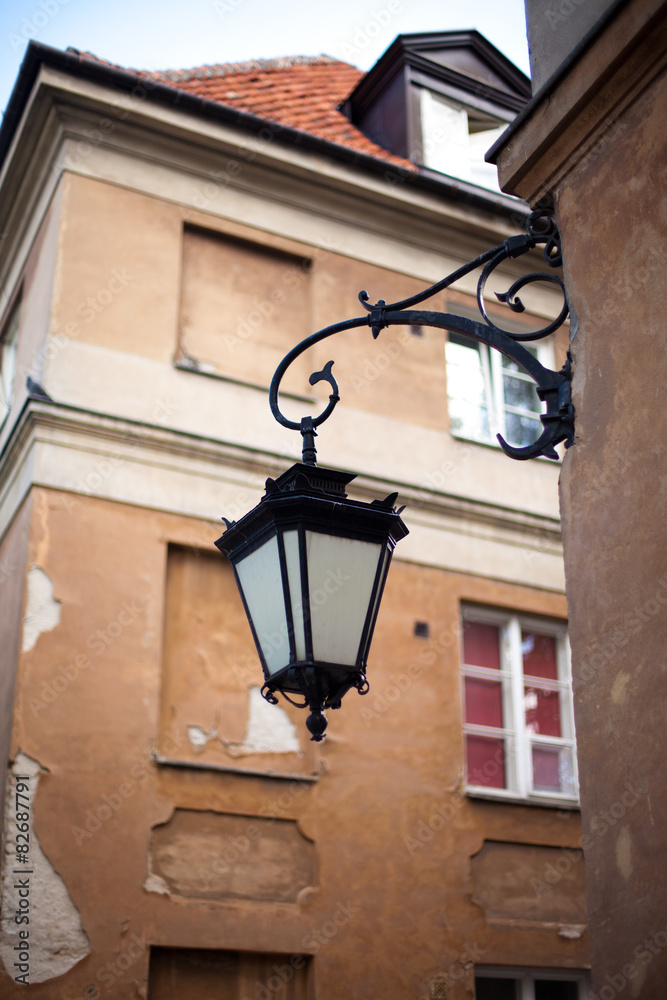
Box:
305 531 383 666
282 529 307 661
235 536 289 675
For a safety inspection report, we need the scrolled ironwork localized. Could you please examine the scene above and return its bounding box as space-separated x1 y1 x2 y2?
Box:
269 207 574 464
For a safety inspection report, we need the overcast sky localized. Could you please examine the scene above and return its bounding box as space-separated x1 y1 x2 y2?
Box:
0 0 529 117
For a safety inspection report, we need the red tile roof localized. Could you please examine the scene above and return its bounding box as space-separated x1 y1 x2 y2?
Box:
66 50 415 169
149 54 416 170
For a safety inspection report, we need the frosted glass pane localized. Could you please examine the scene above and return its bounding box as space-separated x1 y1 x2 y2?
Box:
306 532 382 666
468 124 506 192
532 744 577 796
236 537 289 675
445 338 490 440
420 89 470 179
282 530 306 662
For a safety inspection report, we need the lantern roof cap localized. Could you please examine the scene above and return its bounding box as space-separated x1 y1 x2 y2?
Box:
266 463 355 499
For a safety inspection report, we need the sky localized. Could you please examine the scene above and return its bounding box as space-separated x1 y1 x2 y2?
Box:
0 0 529 118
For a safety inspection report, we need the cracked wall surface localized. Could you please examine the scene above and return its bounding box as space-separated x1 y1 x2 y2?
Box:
0 752 90 983
187 686 300 757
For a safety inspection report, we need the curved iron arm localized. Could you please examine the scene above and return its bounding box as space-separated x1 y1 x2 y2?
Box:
269 209 574 463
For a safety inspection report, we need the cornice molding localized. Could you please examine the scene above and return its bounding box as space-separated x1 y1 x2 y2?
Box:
0 401 561 557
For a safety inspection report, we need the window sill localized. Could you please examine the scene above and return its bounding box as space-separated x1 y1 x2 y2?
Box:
153 752 320 783
466 787 580 811
173 358 313 404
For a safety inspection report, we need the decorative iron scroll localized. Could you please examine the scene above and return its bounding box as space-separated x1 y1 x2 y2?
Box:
269 206 574 463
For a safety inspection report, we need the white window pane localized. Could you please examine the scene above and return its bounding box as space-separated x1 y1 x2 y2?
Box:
504 412 542 448
0 306 19 419
282 530 307 662
469 124 507 191
446 338 490 440
306 531 382 667
420 89 470 179
531 743 577 796
503 373 541 414
236 537 290 675
449 399 491 440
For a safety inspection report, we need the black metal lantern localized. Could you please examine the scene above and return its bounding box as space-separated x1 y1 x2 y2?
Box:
216 462 408 741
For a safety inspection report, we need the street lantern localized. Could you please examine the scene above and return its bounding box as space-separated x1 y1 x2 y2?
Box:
216 205 573 741
216 462 408 741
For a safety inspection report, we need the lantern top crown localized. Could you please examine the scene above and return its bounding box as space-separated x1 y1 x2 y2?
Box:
266 463 355 499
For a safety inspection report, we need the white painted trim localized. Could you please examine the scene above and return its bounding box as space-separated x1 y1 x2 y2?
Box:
0 402 565 593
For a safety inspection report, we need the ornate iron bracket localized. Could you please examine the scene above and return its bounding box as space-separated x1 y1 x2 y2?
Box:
269 206 574 463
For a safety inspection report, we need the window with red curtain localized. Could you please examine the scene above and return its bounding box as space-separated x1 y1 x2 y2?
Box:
461 610 577 803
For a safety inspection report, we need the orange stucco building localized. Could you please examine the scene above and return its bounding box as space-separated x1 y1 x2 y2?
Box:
0 32 589 998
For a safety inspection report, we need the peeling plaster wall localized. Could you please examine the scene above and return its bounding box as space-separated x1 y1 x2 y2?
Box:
21 567 61 652
0 753 90 983
187 687 300 757
0 496 32 854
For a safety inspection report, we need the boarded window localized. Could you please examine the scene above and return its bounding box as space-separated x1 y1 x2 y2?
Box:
159 545 317 777
178 226 312 391
148 947 312 1000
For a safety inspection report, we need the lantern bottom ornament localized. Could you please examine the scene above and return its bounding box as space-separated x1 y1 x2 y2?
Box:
215 463 408 741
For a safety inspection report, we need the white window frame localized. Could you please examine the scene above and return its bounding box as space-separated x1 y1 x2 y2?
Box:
475 966 589 999
0 301 20 427
461 606 579 807
445 328 555 452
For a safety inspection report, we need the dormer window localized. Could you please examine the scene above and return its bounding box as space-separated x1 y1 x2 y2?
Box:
343 30 530 198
